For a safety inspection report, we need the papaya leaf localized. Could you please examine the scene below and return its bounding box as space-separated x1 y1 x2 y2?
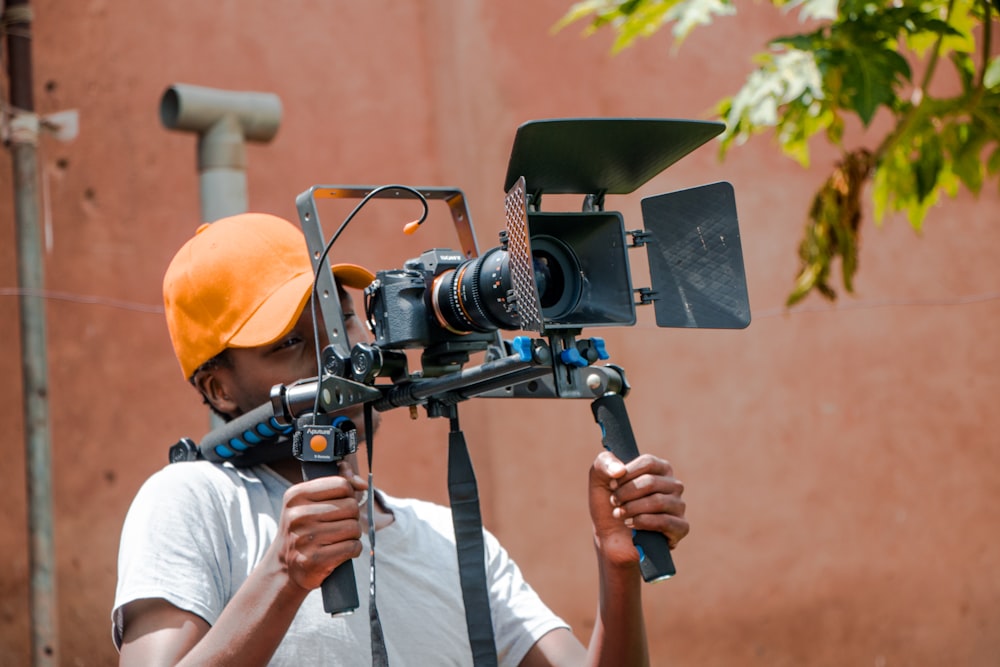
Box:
718 47 826 161
950 51 977 89
985 55 1000 90
835 45 911 125
780 0 838 22
552 0 609 33
949 122 986 194
914 132 945 202
988 145 1000 175
669 0 737 45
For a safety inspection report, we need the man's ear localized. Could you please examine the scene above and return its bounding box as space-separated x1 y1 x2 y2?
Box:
193 369 238 417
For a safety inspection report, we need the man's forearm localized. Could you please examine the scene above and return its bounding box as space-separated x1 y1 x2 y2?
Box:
176 554 310 666
585 552 650 667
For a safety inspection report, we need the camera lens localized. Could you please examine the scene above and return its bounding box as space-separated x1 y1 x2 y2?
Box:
528 235 581 320
431 247 516 334
431 235 581 333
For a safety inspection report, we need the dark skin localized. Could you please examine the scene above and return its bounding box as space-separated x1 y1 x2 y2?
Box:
118 292 689 667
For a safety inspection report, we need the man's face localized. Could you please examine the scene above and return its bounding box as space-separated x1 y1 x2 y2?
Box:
203 291 370 420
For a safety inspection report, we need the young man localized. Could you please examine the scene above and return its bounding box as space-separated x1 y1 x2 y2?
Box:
113 212 689 666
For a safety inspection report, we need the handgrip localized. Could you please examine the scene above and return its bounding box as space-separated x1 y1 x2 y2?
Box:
198 402 289 463
301 461 360 615
591 394 676 582
320 558 360 616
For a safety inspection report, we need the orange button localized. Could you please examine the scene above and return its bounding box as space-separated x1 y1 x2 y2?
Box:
310 434 327 453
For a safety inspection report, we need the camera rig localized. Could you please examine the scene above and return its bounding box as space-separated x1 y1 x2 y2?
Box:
170 118 751 663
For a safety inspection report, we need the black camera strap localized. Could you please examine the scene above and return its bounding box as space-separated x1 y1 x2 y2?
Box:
447 413 499 667
365 403 390 667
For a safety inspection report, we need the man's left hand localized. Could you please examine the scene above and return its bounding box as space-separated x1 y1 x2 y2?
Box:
588 451 688 569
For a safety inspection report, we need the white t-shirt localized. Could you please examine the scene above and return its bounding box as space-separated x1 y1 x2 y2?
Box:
112 461 568 666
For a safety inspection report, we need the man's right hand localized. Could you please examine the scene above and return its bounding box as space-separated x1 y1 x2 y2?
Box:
274 461 367 591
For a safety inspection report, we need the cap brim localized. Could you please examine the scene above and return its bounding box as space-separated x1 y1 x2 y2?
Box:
333 263 375 289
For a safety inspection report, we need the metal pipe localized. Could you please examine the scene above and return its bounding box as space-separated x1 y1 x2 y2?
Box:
159 83 282 223
4 0 59 664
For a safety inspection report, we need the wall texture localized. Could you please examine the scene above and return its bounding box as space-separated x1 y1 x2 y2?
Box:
2 1 999 665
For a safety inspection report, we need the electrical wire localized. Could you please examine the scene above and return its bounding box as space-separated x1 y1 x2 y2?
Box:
307 185 430 417
0 287 166 313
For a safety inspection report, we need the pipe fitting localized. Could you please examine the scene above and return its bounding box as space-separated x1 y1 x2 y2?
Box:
160 83 282 143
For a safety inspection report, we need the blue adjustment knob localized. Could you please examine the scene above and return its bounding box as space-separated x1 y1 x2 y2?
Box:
560 347 588 368
592 337 610 360
512 336 534 362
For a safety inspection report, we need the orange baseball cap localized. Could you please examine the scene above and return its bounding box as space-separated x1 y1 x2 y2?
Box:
163 212 375 379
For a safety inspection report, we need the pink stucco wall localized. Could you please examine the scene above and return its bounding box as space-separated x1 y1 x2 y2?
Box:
2 1 998 665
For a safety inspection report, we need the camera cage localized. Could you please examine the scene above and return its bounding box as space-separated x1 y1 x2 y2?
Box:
295 185 484 364
297 118 750 366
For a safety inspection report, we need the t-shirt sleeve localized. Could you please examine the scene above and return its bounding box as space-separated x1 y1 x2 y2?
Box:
111 463 236 649
483 529 572 666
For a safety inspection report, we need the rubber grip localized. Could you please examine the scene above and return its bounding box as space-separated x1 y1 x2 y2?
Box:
591 394 676 582
301 461 360 616
320 559 360 616
198 402 281 462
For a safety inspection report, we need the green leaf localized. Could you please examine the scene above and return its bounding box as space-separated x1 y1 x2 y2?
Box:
609 2 674 51
872 163 890 223
936 1 977 55
949 122 986 194
988 146 1000 174
833 45 911 125
985 55 1000 90
871 142 913 224
950 51 977 90
552 0 607 33
905 192 935 232
914 133 944 202
553 0 736 52
718 46 827 160
665 0 736 46
782 0 839 22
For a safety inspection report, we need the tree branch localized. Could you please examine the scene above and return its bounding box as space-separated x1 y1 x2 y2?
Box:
977 0 993 90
